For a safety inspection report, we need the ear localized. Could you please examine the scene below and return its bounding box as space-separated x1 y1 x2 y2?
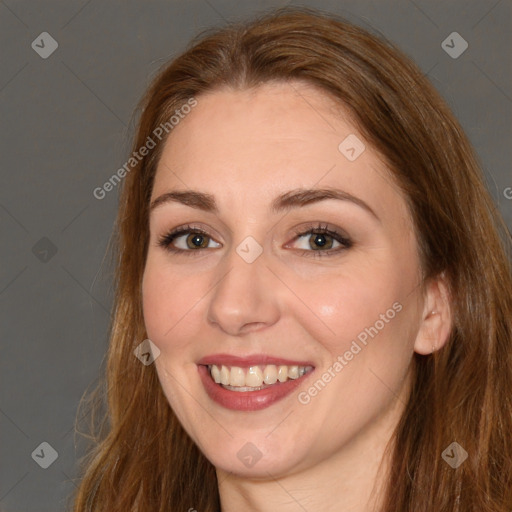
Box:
414 272 452 355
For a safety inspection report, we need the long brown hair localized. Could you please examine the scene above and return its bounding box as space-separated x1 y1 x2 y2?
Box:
71 7 512 511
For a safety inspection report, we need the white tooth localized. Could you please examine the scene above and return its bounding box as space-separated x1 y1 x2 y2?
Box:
288 366 299 379
211 365 221 384
263 365 278 384
277 365 288 382
220 365 230 385
224 385 261 392
245 366 263 387
230 366 245 387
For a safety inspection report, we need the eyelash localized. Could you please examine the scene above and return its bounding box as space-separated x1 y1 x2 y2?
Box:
156 223 353 258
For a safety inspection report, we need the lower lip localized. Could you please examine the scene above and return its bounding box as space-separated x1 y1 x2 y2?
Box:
198 365 313 411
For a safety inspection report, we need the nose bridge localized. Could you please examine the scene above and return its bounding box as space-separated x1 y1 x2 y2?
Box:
207 243 279 335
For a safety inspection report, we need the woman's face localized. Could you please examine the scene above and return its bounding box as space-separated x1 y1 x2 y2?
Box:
142 81 425 478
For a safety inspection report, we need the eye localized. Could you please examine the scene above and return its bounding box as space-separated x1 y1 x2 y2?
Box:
157 225 221 253
288 223 352 257
156 222 352 258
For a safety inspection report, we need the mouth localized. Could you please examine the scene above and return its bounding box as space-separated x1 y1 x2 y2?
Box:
197 355 315 411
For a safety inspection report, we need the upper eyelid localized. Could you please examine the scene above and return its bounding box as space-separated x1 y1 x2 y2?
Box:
164 224 344 240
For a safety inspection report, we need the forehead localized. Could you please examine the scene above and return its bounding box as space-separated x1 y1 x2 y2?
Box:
152 81 409 227
156 81 349 176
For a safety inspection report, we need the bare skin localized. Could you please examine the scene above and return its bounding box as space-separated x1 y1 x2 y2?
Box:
142 81 452 512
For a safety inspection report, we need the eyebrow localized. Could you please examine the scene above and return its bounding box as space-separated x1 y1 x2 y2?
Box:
149 187 379 221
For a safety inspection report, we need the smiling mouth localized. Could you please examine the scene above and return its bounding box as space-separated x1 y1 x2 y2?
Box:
206 364 314 391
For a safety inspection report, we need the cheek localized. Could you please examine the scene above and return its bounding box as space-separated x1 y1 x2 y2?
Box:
141 259 204 353
142 263 167 342
295 263 407 359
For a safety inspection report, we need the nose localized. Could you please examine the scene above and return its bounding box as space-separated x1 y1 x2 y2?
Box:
206 247 281 336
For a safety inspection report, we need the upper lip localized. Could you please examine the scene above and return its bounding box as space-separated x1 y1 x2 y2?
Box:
196 353 315 367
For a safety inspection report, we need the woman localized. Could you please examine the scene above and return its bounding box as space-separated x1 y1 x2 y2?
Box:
72 7 512 511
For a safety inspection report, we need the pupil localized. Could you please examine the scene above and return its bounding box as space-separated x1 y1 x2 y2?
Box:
190 234 205 247
313 234 327 248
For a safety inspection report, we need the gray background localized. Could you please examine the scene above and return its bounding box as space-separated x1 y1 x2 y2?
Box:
0 0 510 510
